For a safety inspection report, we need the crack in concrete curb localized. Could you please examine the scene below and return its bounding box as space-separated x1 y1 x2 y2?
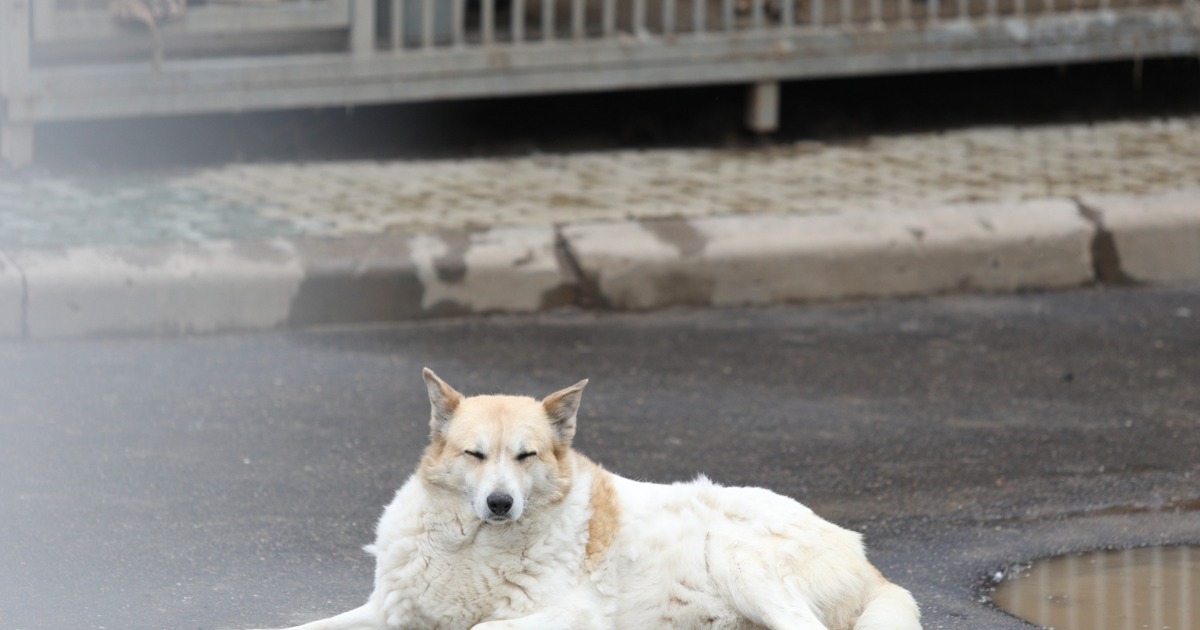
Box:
1075 198 1139 287
0 248 29 338
554 226 607 310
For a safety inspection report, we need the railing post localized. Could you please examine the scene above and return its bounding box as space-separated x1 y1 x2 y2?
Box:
746 80 780 133
351 0 376 56
1 0 34 167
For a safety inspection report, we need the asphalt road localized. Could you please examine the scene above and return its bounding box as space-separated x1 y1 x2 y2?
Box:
2 286 1198 630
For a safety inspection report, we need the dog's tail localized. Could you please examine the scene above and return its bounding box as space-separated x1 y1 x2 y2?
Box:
244 603 377 630
853 581 921 630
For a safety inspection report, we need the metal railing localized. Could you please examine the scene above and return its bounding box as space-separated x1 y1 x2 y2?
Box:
2 0 1199 166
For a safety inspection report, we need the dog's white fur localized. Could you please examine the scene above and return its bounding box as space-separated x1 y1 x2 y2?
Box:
248 370 921 630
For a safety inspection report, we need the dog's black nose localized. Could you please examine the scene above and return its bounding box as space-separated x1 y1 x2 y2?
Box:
486 493 514 516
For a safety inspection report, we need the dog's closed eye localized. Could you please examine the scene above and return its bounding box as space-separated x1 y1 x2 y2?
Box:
516 451 538 462
464 450 486 460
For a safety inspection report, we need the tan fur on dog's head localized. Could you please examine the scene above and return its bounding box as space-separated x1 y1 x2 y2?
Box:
417 368 587 524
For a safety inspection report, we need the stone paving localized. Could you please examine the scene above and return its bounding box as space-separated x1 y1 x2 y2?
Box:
1 116 1198 249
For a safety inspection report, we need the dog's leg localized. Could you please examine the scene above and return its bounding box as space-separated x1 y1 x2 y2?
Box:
706 535 830 630
756 609 830 630
719 591 830 630
245 603 381 630
716 579 831 630
471 606 607 630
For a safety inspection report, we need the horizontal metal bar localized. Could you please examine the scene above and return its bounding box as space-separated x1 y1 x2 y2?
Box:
12 12 1195 121
15 33 1194 123
30 0 353 43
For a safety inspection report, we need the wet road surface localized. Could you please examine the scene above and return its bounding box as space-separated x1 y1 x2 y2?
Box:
1 286 1198 629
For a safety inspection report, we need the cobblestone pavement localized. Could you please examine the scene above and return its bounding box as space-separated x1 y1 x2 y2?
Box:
1 117 1198 249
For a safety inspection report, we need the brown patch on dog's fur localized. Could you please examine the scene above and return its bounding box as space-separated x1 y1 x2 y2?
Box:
543 444 574 504
580 455 622 572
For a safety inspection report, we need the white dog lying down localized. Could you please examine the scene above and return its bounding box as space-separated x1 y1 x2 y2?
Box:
248 369 921 630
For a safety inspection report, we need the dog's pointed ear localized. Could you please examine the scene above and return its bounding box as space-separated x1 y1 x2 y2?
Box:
423 368 463 435
542 379 588 443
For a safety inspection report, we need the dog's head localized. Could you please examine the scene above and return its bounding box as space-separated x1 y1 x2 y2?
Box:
417 368 587 525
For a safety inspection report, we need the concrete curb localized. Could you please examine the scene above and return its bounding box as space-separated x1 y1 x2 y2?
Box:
0 193 1197 339
1080 190 1200 285
561 200 1095 310
0 226 574 338
6 240 305 338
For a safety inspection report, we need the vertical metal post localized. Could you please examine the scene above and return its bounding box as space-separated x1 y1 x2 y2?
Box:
635 0 647 35
391 0 405 49
453 0 465 46
513 0 525 43
693 0 705 33
663 0 677 34
812 0 824 27
351 0 376 56
722 0 734 31
422 0 435 48
746 80 779 133
603 0 617 36
752 0 764 28
572 0 585 39
1 0 34 168
483 0 495 43
840 0 852 26
542 0 554 42
781 0 795 28
927 0 939 23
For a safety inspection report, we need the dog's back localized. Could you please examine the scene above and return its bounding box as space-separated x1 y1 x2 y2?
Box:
594 472 916 630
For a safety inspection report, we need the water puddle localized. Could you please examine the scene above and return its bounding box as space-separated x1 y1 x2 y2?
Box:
991 546 1200 630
